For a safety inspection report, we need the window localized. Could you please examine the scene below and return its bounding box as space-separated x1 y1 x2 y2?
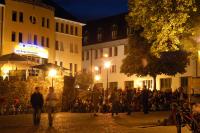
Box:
100 48 103 58
12 11 17 22
109 47 112 57
11 32 16 42
86 51 89 60
143 80 153 90
47 18 50 28
124 45 128 55
19 12 23 22
60 61 63 67
41 36 45 46
61 23 64 33
70 63 73 73
55 61 57 65
75 44 78 53
114 46 118 56
42 17 45 27
18 32 23 43
74 64 77 73
111 65 117 73
60 42 64 51
160 78 172 91
70 25 74 35
82 52 84 61
56 22 59 32
75 27 78 36
65 24 69 34
46 38 49 48
34 35 37 45
29 16 36 24
125 81 134 89
111 24 118 39
70 43 73 53
109 82 118 89
95 49 98 59
97 27 102 41
55 41 59 50
27 33 32 44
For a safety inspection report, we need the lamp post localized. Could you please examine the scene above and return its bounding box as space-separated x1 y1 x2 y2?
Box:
48 69 57 88
104 61 111 103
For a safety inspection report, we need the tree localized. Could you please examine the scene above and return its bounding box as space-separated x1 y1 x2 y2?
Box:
121 33 190 90
74 71 93 90
127 0 197 55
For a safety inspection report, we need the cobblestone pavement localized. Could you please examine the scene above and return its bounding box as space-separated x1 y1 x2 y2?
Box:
0 112 190 133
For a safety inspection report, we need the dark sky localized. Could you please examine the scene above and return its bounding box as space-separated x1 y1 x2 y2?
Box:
53 0 128 22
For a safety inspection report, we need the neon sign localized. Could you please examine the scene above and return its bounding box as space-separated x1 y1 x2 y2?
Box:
14 43 48 58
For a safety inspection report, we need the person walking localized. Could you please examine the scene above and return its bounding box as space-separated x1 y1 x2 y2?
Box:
110 87 120 116
30 87 44 126
46 87 58 127
141 86 149 114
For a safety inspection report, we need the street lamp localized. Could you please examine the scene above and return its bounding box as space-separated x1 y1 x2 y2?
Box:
104 61 111 103
94 75 101 82
48 68 57 88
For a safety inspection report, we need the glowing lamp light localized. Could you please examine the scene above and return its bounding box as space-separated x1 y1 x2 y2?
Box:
48 69 57 77
94 66 99 71
95 75 101 81
1 63 14 80
103 54 108 58
104 61 111 69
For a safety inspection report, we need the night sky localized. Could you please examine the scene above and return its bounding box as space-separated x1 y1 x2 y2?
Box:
53 0 128 22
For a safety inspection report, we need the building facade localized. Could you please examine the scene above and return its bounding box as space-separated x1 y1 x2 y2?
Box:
82 13 200 92
0 0 84 75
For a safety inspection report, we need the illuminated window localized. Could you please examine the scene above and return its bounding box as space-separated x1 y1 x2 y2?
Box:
111 24 118 39
160 78 172 91
12 11 17 22
109 47 112 57
56 22 59 32
19 12 23 22
114 46 118 56
125 81 134 89
70 43 73 53
65 24 69 34
18 32 23 43
75 27 78 36
11 32 16 42
46 37 49 48
70 25 74 35
61 23 64 33
34 35 37 45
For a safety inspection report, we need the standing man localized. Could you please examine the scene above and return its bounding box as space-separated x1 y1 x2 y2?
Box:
110 87 120 116
46 87 58 127
141 85 149 114
126 87 134 115
30 87 44 126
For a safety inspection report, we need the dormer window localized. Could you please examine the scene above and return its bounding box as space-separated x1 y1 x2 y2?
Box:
111 24 118 39
97 27 103 41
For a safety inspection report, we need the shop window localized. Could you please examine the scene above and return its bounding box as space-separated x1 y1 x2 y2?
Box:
125 81 134 89
160 78 172 91
109 82 118 89
143 80 153 90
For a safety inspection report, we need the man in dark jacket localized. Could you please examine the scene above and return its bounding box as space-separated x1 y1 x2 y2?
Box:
31 87 44 126
141 86 149 114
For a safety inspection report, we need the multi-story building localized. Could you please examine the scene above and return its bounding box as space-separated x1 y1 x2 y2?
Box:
0 0 84 75
82 13 200 92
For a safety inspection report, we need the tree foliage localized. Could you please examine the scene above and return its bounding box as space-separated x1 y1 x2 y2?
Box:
121 33 190 89
127 0 197 55
75 71 93 90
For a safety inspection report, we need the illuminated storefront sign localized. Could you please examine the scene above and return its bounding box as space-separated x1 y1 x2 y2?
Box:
14 43 48 58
